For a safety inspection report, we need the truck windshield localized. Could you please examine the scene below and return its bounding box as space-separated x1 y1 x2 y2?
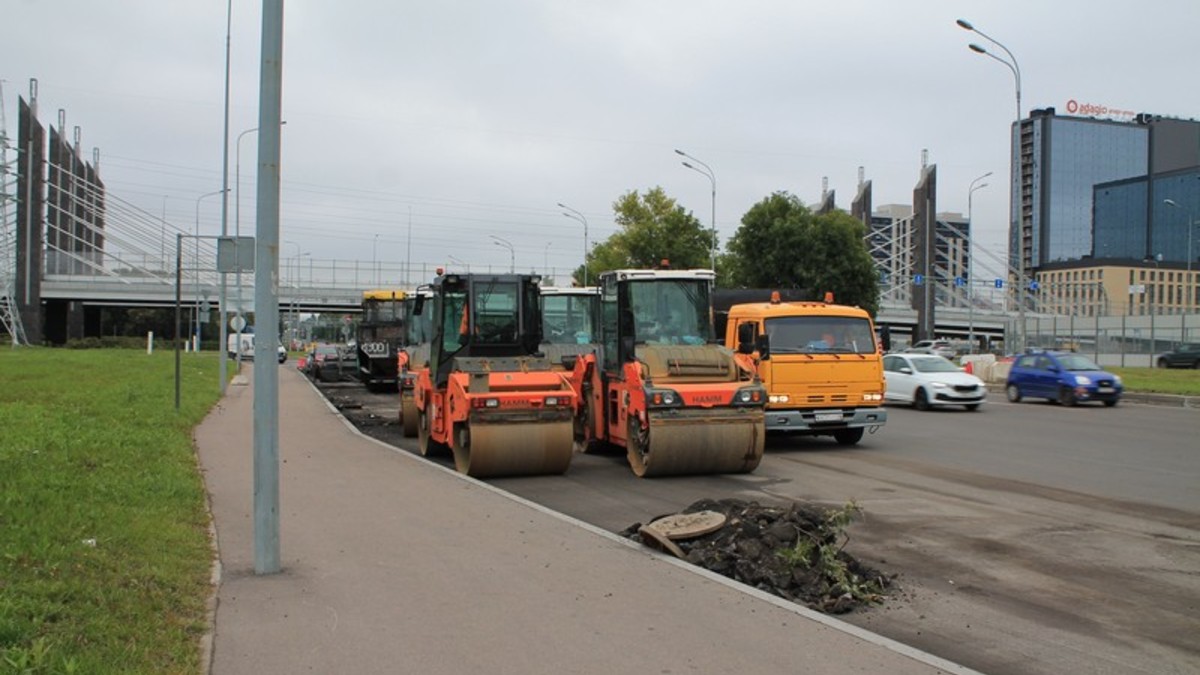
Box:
629 280 712 345
764 316 876 354
542 294 595 344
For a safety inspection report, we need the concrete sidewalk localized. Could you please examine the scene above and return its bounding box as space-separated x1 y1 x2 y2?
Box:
196 366 976 675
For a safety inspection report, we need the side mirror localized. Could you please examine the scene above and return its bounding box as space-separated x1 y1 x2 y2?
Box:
413 296 425 315
899 367 913 375
880 325 892 353
755 333 770 361
737 323 755 354
561 355 578 371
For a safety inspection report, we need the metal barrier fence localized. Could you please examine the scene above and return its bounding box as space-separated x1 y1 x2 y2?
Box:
1022 311 1200 367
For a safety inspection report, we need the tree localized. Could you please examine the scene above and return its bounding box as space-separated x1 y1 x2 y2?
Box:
726 191 879 315
573 187 711 284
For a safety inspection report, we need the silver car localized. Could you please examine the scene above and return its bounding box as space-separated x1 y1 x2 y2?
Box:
905 339 957 359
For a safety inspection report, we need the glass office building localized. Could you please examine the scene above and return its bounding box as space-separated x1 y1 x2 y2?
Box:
1013 109 1148 270
1094 168 1200 265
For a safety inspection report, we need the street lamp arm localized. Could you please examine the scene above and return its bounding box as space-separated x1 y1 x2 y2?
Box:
557 202 591 285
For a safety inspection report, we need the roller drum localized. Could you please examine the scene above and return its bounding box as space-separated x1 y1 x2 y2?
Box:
400 391 418 438
453 418 574 478
627 410 764 477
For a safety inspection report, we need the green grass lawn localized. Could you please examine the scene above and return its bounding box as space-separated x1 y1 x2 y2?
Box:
0 348 224 674
1110 367 1200 397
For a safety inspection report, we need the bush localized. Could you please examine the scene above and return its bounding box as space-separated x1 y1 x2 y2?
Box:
64 336 147 350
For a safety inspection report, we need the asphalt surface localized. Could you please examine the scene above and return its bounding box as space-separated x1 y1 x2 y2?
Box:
322 375 1200 675
196 367 975 675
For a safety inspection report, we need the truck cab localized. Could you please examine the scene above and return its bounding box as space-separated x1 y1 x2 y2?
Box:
723 292 886 445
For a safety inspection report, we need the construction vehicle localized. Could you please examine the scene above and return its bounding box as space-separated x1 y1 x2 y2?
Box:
718 290 886 445
356 289 407 392
398 287 433 438
568 268 766 477
539 286 599 371
413 272 577 477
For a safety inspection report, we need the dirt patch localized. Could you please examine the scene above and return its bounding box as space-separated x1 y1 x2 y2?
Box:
621 498 892 614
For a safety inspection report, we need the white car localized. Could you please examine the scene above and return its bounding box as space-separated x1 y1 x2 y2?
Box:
883 353 986 411
904 339 957 359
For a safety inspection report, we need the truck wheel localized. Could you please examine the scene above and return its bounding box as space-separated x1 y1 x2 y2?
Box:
833 428 864 446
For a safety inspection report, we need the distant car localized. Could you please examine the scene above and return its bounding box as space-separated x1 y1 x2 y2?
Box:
1005 351 1122 407
905 339 957 359
305 343 347 382
1156 343 1200 369
228 329 287 364
883 353 987 411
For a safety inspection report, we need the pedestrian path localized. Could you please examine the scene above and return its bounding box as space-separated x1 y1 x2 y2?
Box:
195 366 978 675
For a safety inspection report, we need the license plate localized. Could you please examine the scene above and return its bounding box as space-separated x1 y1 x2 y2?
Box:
814 412 842 422
1097 387 1114 393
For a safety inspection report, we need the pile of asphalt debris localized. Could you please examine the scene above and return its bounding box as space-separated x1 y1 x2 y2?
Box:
621 498 892 614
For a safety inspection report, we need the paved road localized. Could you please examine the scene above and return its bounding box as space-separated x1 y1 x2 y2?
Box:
328 383 1200 675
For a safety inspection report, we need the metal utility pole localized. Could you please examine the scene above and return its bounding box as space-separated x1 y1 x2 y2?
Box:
958 18 1025 351
218 0 233 393
967 172 992 352
490 234 514 272
675 149 717 272
557 202 589 285
253 0 284 576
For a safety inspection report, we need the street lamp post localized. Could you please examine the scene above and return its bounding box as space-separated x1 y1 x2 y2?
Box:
372 234 380 286
194 188 227 351
958 18 1025 352
557 203 589 285
543 241 552 275
490 235 515 273
1163 199 1197 313
234 122 284 369
675 149 717 272
967 172 992 353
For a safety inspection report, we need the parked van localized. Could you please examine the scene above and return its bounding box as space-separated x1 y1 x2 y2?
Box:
227 326 287 363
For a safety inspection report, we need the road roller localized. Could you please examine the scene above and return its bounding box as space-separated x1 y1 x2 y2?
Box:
412 272 577 477
539 285 599 371
397 288 433 438
567 268 767 477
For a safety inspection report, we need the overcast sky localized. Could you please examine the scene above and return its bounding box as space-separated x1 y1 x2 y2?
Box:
5 0 1199 281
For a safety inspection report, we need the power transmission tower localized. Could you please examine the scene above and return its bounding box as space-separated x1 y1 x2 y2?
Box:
0 80 30 346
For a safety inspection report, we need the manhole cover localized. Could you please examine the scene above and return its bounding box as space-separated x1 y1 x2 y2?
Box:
637 525 685 559
646 511 727 540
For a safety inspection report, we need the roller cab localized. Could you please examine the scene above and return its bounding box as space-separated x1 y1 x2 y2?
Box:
398 289 433 438
570 268 767 477
413 272 576 477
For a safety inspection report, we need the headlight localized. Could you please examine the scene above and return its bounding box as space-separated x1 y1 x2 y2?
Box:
1113 375 1123 385
646 388 683 408
861 392 883 402
931 382 949 389
768 394 791 404
1075 375 1092 385
733 386 765 406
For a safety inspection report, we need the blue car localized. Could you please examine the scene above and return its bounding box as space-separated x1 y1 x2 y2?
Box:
1005 351 1122 407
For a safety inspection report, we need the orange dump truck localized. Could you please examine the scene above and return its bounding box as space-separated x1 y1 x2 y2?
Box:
718 291 886 445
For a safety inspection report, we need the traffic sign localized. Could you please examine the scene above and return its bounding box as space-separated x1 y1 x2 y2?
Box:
994 279 1004 289
913 274 924 286
954 276 965 287
230 315 247 332
1029 281 1040 291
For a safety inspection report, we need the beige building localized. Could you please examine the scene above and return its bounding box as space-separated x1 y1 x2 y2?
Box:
1034 260 1199 316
